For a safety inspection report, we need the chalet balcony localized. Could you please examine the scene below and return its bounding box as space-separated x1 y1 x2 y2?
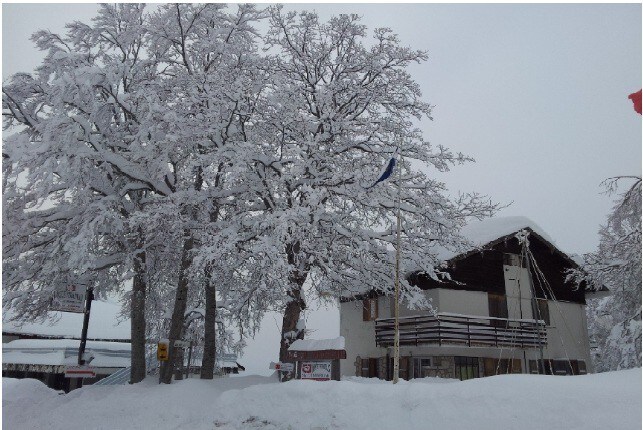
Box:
375 313 547 349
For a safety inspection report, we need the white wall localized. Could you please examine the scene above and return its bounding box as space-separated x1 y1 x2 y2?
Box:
339 299 385 377
391 289 439 318
543 301 593 372
437 289 489 317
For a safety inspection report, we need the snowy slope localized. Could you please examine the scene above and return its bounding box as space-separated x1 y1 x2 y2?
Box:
3 368 641 430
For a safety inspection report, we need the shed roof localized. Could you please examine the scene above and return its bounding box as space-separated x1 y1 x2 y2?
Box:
2 300 130 341
2 338 130 368
288 336 345 352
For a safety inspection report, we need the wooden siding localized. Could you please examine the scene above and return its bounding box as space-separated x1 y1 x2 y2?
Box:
409 233 586 304
287 349 347 360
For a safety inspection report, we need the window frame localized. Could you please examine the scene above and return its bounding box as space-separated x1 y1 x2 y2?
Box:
532 298 551 326
362 298 379 321
413 357 433 378
454 356 479 380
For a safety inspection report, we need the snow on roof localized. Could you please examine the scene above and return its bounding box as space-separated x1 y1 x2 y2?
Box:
2 339 130 368
434 216 562 262
288 336 345 352
2 300 130 341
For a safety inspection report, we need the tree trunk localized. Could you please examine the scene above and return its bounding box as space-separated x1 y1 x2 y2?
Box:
129 248 147 383
279 282 306 382
279 241 308 382
200 269 217 379
159 229 193 384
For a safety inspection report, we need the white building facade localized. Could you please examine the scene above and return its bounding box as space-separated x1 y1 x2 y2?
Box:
340 217 597 380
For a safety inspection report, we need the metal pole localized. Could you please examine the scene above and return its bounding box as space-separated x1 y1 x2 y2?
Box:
186 340 193 379
78 286 94 366
393 139 403 384
523 239 546 369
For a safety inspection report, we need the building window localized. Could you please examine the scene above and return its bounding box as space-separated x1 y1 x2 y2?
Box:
503 253 525 267
483 358 522 376
413 357 433 378
532 298 550 326
529 359 554 375
362 298 378 321
488 293 508 328
454 356 479 380
529 359 584 375
552 359 571 375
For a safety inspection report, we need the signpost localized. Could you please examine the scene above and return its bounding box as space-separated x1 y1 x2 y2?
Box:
157 340 169 361
269 362 294 372
77 287 94 366
173 340 189 348
300 361 331 381
221 353 237 362
64 366 96 379
51 287 86 313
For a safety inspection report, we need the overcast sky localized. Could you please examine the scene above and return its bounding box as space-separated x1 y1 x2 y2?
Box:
2 3 641 376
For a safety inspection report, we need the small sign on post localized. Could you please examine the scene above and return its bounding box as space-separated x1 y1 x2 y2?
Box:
51 288 86 313
269 362 294 372
300 361 332 381
157 340 169 361
64 366 96 378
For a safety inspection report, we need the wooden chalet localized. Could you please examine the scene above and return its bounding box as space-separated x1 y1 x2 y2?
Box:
340 216 601 381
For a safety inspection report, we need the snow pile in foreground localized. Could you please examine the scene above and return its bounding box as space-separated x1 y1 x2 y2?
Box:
3 369 641 430
2 377 63 411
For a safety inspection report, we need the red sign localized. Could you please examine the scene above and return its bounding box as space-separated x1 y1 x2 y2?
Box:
300 361 331 381
64 366 96 378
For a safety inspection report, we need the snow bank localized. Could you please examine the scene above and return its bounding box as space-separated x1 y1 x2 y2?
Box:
2 378 62 414
2 369 640 430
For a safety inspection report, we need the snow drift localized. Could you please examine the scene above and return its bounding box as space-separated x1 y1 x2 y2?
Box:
3 369 641 430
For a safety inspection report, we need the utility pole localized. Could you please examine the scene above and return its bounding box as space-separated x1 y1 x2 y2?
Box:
523 238 546 370
78 286 94 366
393 138 403 384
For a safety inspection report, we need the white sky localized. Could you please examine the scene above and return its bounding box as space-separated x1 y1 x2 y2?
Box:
2 3 641 376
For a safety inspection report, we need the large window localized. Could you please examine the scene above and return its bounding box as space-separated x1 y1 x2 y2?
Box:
529 359 586 375
488 293 508 327
455 356 479 380
413 357 433 378
483 358 522 376
532 298 550 326
362 298 378 321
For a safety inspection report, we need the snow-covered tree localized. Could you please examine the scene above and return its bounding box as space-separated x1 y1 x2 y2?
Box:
574 177 641 371
2 3 164 382
238 8 499 367
4 5 499 385
3 3 278 384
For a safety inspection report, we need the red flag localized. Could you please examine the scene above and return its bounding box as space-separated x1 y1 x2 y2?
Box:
628 90 642 115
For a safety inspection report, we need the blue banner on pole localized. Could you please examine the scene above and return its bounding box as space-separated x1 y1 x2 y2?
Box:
367 158 396 188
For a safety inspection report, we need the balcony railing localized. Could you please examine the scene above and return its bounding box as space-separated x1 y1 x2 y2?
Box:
375 312 547 349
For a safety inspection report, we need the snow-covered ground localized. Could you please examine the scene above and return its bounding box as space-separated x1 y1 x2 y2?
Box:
3 369 641 430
